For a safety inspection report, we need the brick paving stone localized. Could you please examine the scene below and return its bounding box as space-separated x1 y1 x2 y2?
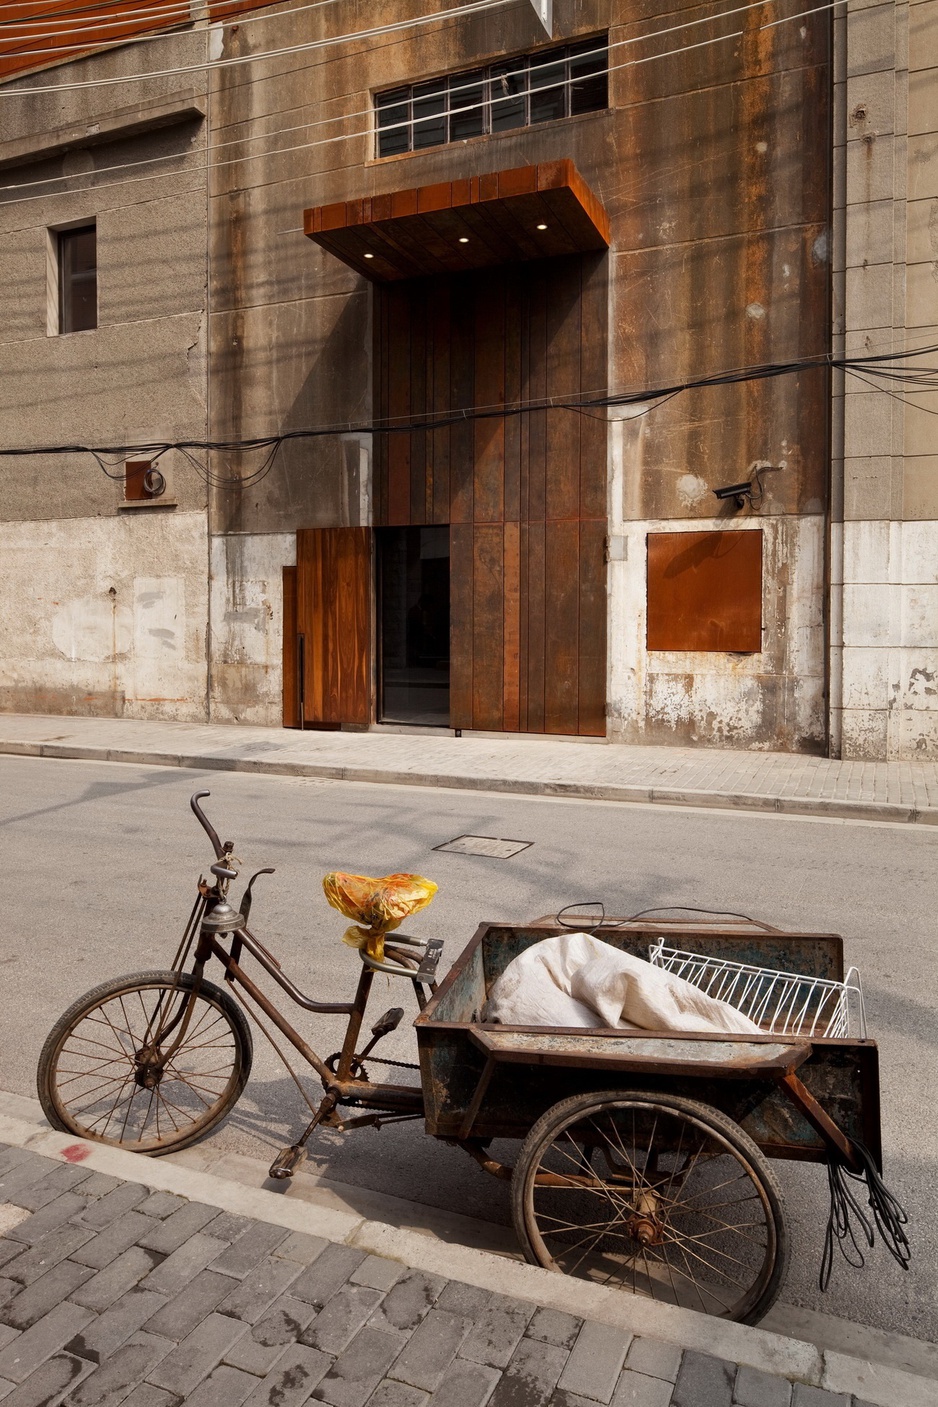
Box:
733 1364 792 1407
181 1364 258 1407
0 1159 60 1204
609 1370 673 1407
389 1310 472 1394
203 1214 252 1244
0 1245 25 1274
429 1358 500 1407
7 1165 94 1213
671 1351 735 1407
790 1389 849 1407
367 1381 429 1407
0 1302 94 1383
216 1255 301 1324
273 1231 328 1265
312 1326 406 1407
550 1393 605 1407
137 1193 185 1221
70 1246 165 1312
143 1270 238 1340
623 1340 682 1385
240 1344 331 1407
64 1331 174 1407
137 1203 221 1255
0 1285 18 1314
486 1339 568 1407
290 1245 365 1308
458 1297 532 1371
349 1257 402 1293
370 1271 445 1334
4 1193 88 1246
303 1286 385 1356
146 1313 248 1398
557 1322 631 1405
141 1234 229 1296
2 1225 95 1286
222 1295 318 1377
436 1284 490 1319
0 1327 17 1352
121 1387 182 1407
69 1211 153 1270
0 1353 94 1407
66 1290 167 1364
0 1258 94 1329
208 1223 288 1279
524 1310 582 1351
73 1174 122 1202
76 1183 149 1229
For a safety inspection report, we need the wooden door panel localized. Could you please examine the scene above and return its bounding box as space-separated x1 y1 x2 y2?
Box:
296 528 372 726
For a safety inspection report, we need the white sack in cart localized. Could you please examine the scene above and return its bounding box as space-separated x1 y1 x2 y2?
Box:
484 932 761 1035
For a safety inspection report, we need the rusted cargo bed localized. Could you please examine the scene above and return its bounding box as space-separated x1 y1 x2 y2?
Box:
415 920 881 1165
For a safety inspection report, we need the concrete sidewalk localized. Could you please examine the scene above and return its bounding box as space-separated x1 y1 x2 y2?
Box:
1 713 938 825
1 1102 933 1407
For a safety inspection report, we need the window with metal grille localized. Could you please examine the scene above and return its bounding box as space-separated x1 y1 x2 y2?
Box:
58 224 97 333
375 35 607 158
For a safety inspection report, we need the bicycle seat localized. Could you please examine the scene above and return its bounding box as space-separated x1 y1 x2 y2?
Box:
323 871 438 962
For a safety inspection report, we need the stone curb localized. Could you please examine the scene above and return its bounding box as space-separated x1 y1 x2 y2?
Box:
0 1101 935 1407
2 737 937 826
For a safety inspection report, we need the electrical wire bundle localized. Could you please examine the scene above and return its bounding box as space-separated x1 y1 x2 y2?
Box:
820 1139 911 1291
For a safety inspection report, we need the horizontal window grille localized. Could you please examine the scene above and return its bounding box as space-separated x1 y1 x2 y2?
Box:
375 36 607 158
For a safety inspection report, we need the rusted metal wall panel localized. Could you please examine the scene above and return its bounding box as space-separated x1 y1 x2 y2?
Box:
646 530 764 653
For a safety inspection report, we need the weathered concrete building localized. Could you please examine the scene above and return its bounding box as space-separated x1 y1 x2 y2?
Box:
0 0 935 756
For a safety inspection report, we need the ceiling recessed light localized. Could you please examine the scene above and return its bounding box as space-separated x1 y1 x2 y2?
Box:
536 223 548 231
458 237 469 244
364 252 374 259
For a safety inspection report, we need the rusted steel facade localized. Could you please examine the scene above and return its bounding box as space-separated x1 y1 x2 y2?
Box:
0 0 854 752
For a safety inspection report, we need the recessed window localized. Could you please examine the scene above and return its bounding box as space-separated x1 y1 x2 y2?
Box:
375 35 608 158
58 224 97 333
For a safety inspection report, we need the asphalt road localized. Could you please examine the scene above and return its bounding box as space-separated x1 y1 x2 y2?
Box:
1 754 936 1343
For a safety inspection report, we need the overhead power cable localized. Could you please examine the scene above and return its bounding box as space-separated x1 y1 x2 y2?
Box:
1 346 935 493
0 0 840 207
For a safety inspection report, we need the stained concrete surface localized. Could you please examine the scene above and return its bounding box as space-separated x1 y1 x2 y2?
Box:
0 754 936 1346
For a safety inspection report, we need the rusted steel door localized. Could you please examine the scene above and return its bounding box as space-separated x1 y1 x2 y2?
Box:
295 528 372 725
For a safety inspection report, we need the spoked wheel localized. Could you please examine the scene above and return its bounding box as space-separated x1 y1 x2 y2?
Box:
511 1090 788 1324
37 970 253 1154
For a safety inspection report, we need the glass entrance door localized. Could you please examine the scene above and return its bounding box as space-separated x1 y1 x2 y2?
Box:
377 525 450 725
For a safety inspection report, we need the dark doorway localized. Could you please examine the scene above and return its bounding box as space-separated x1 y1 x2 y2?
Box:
378 526 450 725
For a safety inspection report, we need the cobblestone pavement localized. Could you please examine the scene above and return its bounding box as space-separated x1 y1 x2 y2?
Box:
0 1146 878 1407
1 713 938 822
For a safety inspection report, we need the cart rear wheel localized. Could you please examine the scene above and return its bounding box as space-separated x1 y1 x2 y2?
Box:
511 1090 788 1324
37 971 252 1155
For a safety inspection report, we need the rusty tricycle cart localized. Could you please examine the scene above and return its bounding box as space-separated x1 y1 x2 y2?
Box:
38 792 896 1325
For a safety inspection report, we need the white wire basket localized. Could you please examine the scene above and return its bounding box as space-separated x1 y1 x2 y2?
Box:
647 940 867 1039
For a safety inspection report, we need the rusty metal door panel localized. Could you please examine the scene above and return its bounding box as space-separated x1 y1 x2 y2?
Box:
296 528 372 726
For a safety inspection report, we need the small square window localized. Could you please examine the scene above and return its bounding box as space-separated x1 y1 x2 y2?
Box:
58 225 97 333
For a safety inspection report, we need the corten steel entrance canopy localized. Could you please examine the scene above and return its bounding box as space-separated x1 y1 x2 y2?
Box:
303 160 609 281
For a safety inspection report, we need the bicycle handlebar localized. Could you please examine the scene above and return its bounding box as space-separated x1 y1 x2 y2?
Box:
190 791 226 860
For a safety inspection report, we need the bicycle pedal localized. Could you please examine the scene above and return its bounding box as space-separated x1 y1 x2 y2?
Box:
268 1145 307 1180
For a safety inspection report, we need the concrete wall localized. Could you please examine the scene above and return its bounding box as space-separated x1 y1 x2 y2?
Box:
0 31 211 720
831 0 938 757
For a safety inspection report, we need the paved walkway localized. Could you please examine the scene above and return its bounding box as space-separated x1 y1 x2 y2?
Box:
0 1142 897 1407
1 714 938 824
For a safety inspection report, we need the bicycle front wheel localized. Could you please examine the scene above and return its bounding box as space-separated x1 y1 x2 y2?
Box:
37 970 253 1154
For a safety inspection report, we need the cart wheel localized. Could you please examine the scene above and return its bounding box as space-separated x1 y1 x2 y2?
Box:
511 1090 788 1324
37 971 253 1155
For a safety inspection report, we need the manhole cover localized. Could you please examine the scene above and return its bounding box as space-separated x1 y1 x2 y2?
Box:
434 834 533 859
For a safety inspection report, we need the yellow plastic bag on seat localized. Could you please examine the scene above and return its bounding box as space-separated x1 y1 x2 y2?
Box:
322 871 438 963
